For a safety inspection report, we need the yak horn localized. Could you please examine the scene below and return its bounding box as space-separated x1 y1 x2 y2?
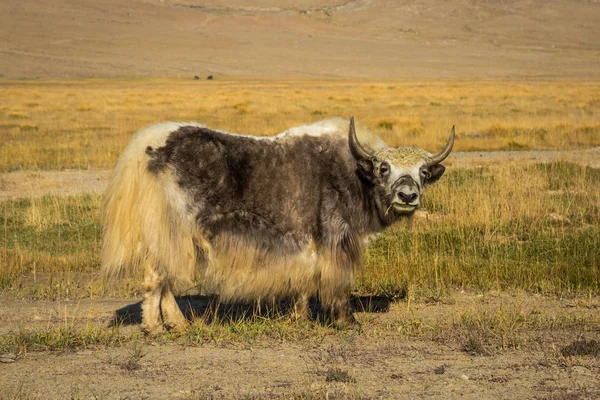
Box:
426 125 455 166
348 116 372 160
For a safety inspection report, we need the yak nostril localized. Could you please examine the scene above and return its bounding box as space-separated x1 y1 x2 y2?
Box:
398 192 417 203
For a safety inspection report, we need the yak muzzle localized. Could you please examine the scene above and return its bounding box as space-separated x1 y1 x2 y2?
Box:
398 191 418 204
393 176 420 212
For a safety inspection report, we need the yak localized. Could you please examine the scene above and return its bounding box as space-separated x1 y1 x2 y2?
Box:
101 117 454 334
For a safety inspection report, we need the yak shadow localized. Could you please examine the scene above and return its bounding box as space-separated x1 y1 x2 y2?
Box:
110 294 396 328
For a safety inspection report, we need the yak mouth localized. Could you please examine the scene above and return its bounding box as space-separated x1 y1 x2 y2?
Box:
391 203 418 214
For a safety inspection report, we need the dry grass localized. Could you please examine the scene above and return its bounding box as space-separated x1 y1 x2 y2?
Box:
1 163 598 300
359 161 600 300
1 79 599 171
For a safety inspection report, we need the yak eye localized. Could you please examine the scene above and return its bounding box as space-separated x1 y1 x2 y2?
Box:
380 163 390 175
420 168 431 179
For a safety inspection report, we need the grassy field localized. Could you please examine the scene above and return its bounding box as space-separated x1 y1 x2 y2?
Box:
1 163 598 301
1 159 599 355
0 79 599 361
1 79 599 172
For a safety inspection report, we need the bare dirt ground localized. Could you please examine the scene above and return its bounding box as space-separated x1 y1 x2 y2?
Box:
1 148 598 200
0 170 110 200
1 0 599 79
0 292 598 399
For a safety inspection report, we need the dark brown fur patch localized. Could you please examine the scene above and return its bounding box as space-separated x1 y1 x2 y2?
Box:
147 126 377 257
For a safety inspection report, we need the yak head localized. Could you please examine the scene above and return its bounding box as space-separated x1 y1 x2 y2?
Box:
348 116 454 222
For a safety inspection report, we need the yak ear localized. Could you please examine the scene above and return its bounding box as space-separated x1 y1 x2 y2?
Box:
356 157 378 184
358 158 374 173
425 163 445 184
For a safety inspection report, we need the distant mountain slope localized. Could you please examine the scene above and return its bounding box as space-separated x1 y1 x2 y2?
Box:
1 0 599 78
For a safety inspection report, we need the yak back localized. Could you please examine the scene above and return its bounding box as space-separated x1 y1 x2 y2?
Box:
147 126 367 257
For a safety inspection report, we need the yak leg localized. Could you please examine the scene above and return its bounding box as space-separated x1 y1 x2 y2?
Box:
332 297 356 328
160 280 188 332
321 293 355 328
142 263 165 335
254 296 263 316
319 255 356 328
322 294 355 328
292 293 310 321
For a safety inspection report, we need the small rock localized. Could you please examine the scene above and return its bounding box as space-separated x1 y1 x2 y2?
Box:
0 353 16 363
459 374 469 381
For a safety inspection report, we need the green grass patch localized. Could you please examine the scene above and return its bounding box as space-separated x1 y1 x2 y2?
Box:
0 195 102 295
0 325 129 354
0 316 341 354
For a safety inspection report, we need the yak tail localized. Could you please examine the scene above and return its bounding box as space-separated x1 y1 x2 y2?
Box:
100 123 202 290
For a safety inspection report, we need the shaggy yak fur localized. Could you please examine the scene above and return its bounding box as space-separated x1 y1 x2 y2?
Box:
101 117 454 334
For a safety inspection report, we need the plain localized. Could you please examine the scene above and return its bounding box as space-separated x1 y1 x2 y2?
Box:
0 79 598 399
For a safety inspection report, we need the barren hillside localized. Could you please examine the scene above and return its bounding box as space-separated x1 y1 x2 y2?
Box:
1 0 599 79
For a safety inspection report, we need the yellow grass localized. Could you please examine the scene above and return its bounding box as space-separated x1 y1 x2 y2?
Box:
0 79 599 171
360 161 600 299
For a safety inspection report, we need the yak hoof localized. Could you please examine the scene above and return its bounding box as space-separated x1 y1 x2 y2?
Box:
334 313 357 330
142 324 166 337
165 320 189 333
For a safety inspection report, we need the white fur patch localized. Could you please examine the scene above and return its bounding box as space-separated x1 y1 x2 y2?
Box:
202 241 323 302
275 118 388 151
